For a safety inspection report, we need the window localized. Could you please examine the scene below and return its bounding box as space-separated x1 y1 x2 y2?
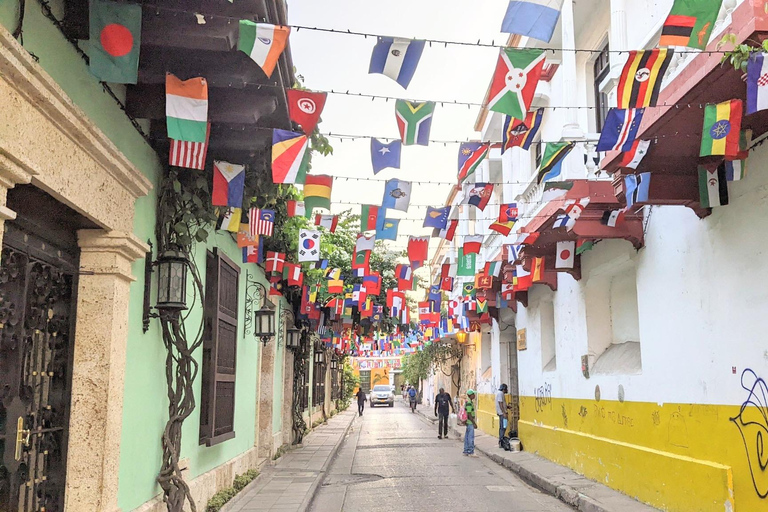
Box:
593 42 610 132
534 139 542 169
199 249 240 446
312 343 326 406
540 300 557 372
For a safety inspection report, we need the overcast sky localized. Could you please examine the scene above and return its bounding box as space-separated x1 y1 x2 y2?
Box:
287 0 511 251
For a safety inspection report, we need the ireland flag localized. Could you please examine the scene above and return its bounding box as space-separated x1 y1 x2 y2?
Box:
166 74 209 143
488 48 546 121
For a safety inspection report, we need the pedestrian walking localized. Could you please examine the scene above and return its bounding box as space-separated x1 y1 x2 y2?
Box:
434 387 455 439
356 388 366 416
496 383 508 447
463 389 478 456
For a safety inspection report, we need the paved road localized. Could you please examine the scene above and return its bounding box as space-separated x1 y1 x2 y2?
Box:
310 399 573 512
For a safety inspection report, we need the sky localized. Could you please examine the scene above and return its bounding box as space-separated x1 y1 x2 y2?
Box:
287 0 512 251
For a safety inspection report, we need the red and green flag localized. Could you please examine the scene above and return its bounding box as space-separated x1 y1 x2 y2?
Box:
89 0 142 84
488 48 545 121
659 0 724 50
700 100 743 157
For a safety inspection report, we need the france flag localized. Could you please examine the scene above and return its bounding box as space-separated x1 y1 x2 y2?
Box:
369 37 425 89
501 0 563 43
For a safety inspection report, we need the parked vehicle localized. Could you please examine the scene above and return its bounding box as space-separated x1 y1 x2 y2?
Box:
369 385 395 407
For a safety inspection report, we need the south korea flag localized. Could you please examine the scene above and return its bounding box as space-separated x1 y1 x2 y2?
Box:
298 229 321 262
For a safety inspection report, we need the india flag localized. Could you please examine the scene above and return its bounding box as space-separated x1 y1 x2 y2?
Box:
238 21 290 78
166 74 208 143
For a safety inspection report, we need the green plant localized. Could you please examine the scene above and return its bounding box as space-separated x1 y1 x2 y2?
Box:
205 469 260 511
717 34 768 72
272 445 289 461
401 342 463 392
233 469 259 492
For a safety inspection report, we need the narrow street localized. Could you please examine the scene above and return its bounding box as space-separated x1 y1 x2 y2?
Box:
310 399 573 512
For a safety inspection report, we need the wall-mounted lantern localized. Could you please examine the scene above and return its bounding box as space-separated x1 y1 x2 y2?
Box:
143 242 190 332
244 270 275 346
286 327 302 350
456 330 468 344
330 357 339 371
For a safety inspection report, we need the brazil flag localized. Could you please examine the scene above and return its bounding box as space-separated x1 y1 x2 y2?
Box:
89 0 141 84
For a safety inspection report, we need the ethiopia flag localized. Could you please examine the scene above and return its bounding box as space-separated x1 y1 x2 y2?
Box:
659 0 723 50
700 100 743 157
89 0 141 84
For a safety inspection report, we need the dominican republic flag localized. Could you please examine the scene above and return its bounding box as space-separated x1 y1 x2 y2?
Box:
212 160 245 208
369 37 425 89
170 123 210 170
747 53 768 114
624 172 651 208
249 209 275 237
457 142 490 183
265 251 285 273
597 108 645 152
501 0 563 43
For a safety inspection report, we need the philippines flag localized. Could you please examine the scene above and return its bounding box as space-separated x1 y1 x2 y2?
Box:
249 208 275 237
212 160 245 208
369 37 425 89
169 122 210 170
747 52 768 114
597 108 645 152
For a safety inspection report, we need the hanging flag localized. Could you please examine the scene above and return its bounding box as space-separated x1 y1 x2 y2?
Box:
624 172 651 208
327 279 344 294
620 140 651 169
216 207 242 233
314 260 329 272
700 100 743 157
617 49 674 108
433 219 458 241
501 283 515 301
601 209 627 227
382 179 412 211
242 244 263 264
303 174 333 216
238 21 290 77
503 108 543 152
371 139 402 174
272 130 309 184
531 257 545 282
506 244 522 263
395 100 435 146
314 214 339 233
298 229 321 262
476 297 489 314
462 235 483 255
363 273 382 296
462 283 476 299
659 0 723 50
169 123 210 170
555 241 575 269
212 161 245 208
396 264 413 290
463 183 494 211
283 263 303 287
269 275 284 297
423 206 450 230
485 261 502 278
287 200 306 217
457 143 490 183
553 213 576 230
356 234 376 253
489 203 519 236
89 0 142 83
407 236 429 264
457 248 476 276
376 217 400 240
369 37 425 89
352 247 371 271
563 197 590 221
440 275 454 292
723 159 747 181
542 181 574 202
166 74 208 143
500 0 563 42
576 240 595 255
357 205 378 232
537 142 574 183
597 108 645 152
488 48 546 120
428 285 442 311
265 251 285 274
287 89 327 135
237 223 258 248
747 53 768 114
249 208 275 236
698 164 729 208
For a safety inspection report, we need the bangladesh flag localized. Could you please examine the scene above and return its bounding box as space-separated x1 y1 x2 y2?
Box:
89 0 142 84
488 48 546 121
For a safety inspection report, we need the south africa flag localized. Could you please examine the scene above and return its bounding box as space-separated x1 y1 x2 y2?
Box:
89 0 142 84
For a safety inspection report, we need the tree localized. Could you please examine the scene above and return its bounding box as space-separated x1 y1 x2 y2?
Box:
401 342 463 391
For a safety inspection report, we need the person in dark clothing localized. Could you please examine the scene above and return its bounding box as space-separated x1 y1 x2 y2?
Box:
356 388 366 416
434 387 455 439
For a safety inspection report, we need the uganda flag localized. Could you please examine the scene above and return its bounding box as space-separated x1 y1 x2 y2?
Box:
89 0 141 84
617 49 674 108
659 0 723 50
700 100 743 157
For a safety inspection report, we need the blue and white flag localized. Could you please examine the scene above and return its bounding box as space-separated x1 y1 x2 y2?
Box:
375 217 400 240
369 37 426 89
371 139 402 174
747 52 768 114
624 172 651 207
501 0 563 43
423 206 450 229
381 179 412 211
597 108 645 152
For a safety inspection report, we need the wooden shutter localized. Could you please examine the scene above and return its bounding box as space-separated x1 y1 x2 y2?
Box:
199 249 240 446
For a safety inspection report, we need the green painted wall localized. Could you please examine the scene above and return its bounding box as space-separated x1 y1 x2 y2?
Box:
0 5 277 510
272 308 285 434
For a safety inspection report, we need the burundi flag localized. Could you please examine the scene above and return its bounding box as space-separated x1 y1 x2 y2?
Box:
369 37 425 89
537 142 574 184
747 53 768 115
238 21 290 77
376 217 400 240
395 100 435 146
617 49 674 109
212 161 246 208
500 0 563 43
166 74 208 143
700 100 743 157
659 0 723 50
303 175 333 217
503 108 543 152
89 0 141 84
457 143 490 183
423 206 450 230
382 179 412 211
488 48 546 121
698 164 729 208
272 129 309 184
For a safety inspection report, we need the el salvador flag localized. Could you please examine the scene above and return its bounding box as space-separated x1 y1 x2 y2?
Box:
501 0 563 43
369 37 425 89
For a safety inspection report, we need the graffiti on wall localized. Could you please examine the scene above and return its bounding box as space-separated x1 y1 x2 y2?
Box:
534 383 552 412
731 368 768 499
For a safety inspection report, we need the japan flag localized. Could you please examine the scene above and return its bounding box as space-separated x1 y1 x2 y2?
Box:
555 240 575 269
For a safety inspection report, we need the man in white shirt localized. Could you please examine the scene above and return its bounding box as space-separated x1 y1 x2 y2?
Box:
495 384 508 447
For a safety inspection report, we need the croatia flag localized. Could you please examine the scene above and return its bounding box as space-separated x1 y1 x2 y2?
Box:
747 53 768 114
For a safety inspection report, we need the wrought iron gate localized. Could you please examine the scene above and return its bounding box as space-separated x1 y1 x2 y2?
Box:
0 227 77 512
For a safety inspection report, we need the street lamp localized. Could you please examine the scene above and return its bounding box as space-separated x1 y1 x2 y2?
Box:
286 327 302 349
330 357 338 371
456 330 468 344
142 242 189 331
253 302 275 347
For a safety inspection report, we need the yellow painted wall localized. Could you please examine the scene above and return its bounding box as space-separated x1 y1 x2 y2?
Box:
370 368 390 387
477 393 499 436
518 395 768 511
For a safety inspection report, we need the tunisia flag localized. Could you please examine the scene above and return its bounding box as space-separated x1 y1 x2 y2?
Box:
287 89 327 134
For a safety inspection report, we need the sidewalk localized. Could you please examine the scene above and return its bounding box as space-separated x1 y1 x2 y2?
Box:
409 401 658 512
223 408 357 512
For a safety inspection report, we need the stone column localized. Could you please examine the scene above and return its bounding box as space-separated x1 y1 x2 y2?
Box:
560 0 584 140
610 0 628 67
257 307 277 458
0 150 36 247
282 349 295 444
65 229 148 512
